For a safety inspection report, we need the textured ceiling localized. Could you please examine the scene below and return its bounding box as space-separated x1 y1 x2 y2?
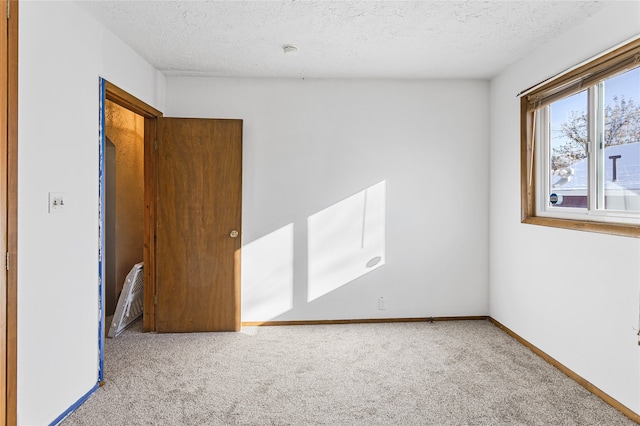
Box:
79 1 612 79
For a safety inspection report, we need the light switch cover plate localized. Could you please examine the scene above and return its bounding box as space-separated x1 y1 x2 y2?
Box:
49 192 66 213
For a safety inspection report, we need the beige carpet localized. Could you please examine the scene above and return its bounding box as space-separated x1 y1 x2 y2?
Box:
62 320 635 425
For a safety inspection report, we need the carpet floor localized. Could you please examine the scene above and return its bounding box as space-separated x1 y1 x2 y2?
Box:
61 320 635 425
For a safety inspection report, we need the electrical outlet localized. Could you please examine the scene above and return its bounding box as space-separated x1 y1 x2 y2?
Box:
378 296 386 310
49 192 66 214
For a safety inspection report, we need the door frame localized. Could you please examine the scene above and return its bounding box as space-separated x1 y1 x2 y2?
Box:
103 81 162 336
3 1 18 424
102 83 244 335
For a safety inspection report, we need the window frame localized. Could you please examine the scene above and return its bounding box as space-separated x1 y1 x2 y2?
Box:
520 37 640 238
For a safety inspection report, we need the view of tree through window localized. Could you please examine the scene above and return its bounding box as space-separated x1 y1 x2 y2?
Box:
549 90 588 208
551 91 587 170
547 66 640 211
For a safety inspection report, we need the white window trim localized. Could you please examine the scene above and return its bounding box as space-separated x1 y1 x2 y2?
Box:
534 83 640 226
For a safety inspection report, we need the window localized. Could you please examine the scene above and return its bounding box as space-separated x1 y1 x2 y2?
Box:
520 38 640 238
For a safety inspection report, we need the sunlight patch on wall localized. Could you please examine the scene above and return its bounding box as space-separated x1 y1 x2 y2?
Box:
308 181 386 302
242 224 294 321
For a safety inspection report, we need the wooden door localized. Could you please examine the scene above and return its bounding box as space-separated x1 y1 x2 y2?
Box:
155 118 242 332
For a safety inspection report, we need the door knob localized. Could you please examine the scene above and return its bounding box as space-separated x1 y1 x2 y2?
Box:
230 230 239 238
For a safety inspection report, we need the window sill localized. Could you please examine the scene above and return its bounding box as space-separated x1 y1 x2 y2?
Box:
522 215 640 238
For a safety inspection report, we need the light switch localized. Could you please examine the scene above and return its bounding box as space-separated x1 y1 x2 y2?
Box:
49 192 65 214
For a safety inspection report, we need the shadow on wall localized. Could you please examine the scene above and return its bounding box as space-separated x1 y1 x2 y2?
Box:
242 181 386 321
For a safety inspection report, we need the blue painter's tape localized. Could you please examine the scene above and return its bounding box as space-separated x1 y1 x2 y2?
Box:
49 383 99 426
98 78 106 382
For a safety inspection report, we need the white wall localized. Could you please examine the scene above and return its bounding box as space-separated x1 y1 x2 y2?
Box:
18 2 165 424
165 78 490 322
17 0 638 422
489 1 640 415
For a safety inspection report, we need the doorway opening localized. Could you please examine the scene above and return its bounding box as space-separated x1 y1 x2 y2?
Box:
98 81 242 365
104 100 145 325
99 79 161 381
